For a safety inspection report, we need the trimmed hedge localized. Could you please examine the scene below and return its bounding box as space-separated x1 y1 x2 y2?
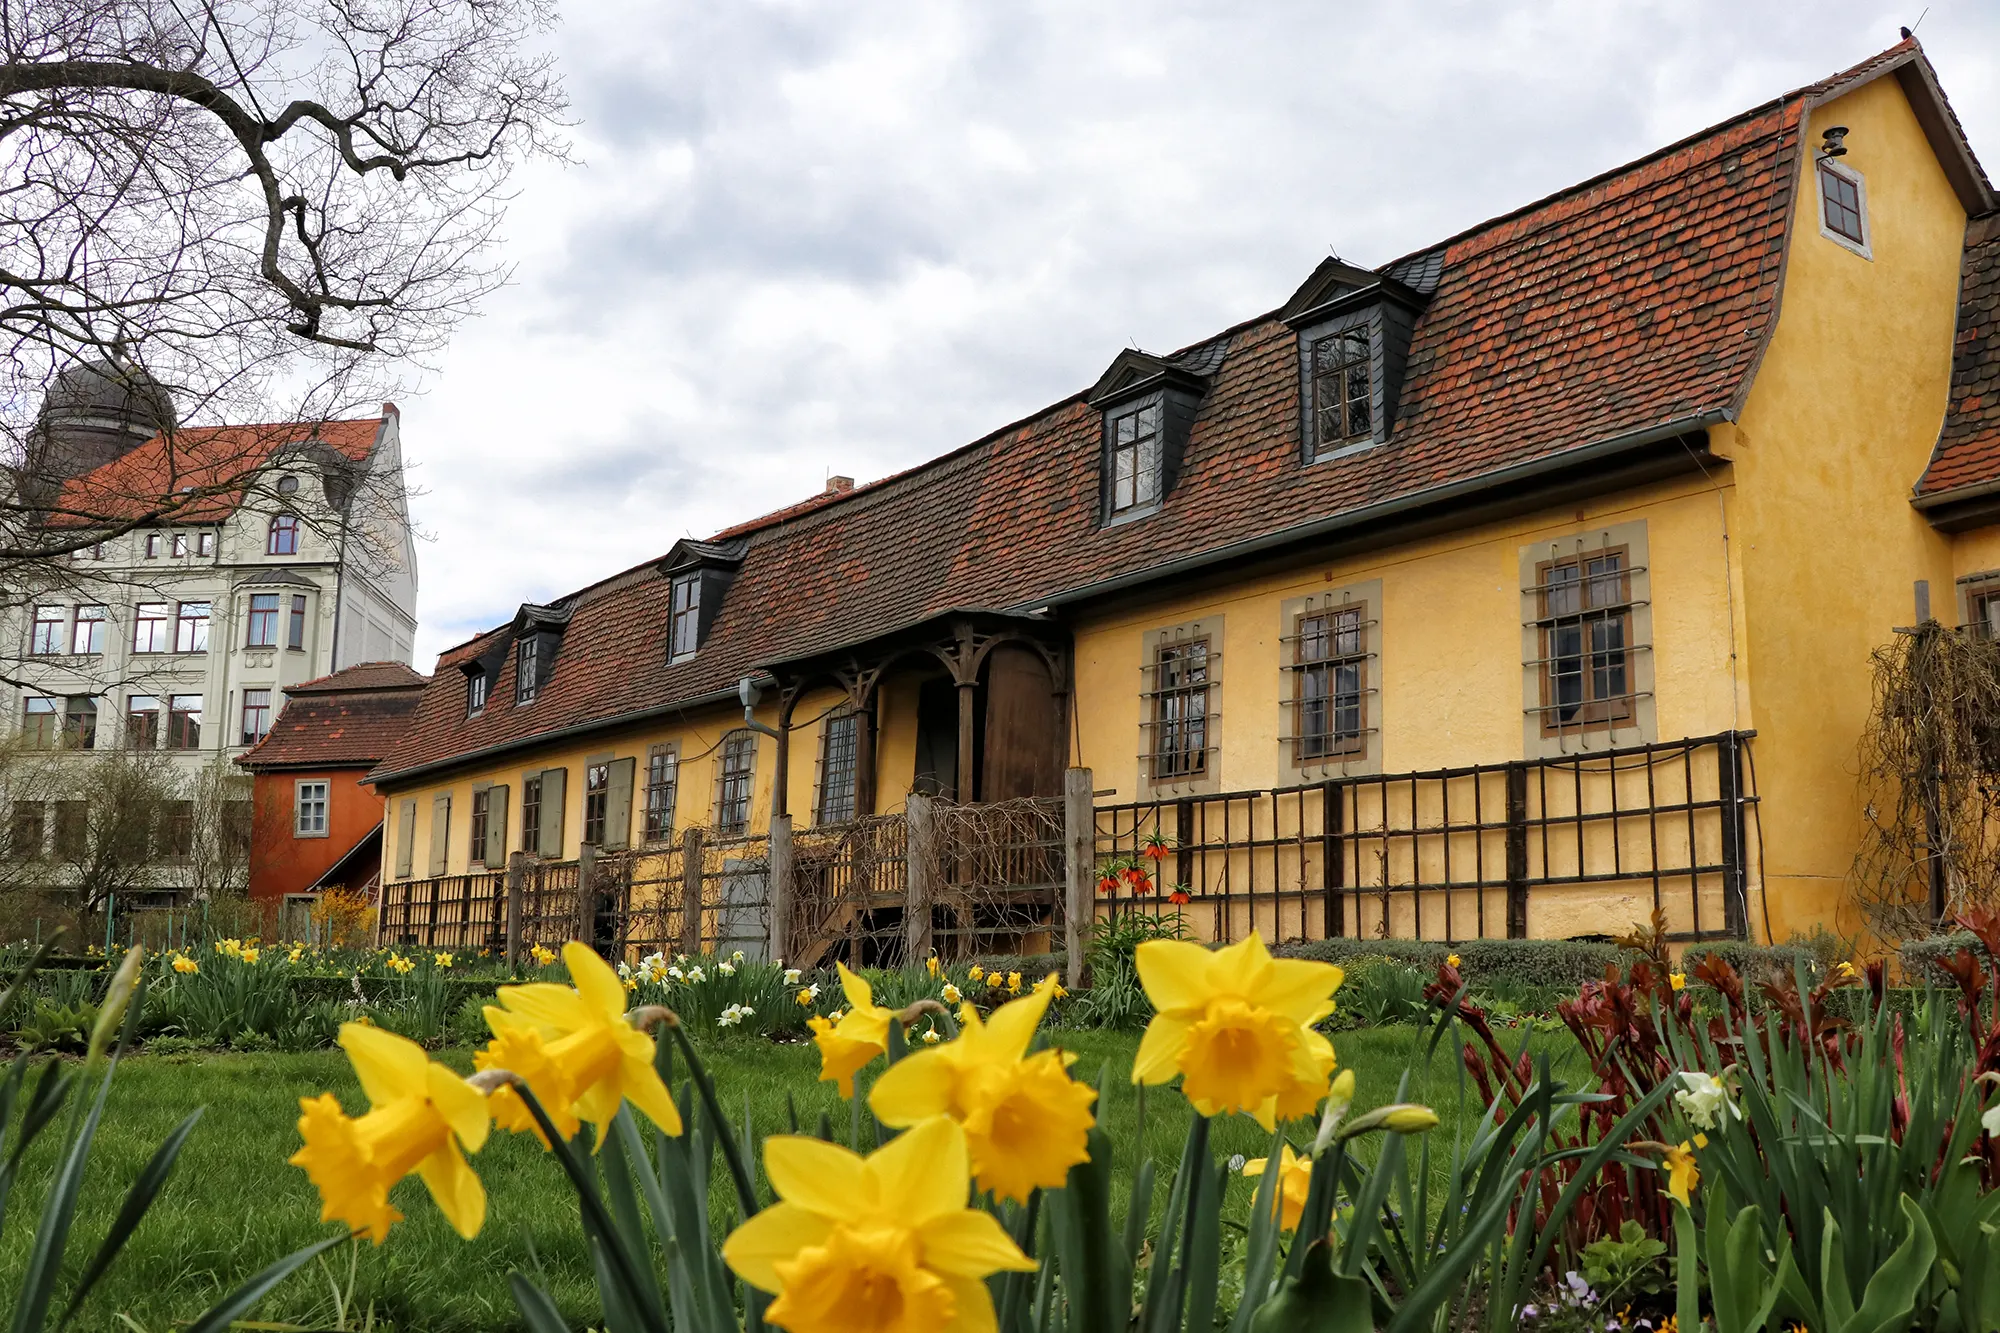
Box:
1900 931 1984 981
1680 941 1817 982
1271 938 1621 988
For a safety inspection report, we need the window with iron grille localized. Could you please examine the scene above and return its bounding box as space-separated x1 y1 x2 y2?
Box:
520 775 542 853
296 781 330 837
175 601 209 653
817 712 860 825
132 602 170 653
469 787 490 862
168 695 202 749
246 593 279 647
1292 605 1368 761
72 606 105 655
644 743 679 841
669 574 701 660
1152 640 1211 780
1818 161 1866 247
1311 327 1372 452
1108 402 1163 516
583 762 609 845
1535 548 1633 732
30 606 62 655
716 732 754 834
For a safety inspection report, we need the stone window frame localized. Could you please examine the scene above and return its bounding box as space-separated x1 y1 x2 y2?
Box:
1279 580 1383 783
1519 520 1656 758
1139 615 1223 798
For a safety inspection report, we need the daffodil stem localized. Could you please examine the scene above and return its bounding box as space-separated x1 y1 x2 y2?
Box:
664 1022 760 1218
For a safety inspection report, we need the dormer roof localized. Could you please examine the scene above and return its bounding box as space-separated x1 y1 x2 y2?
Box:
1280 257 1431 328
659 537 748 575
1085 349 1211 409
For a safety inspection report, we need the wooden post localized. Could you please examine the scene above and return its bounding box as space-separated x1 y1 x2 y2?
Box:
576 844 598 948
906 793 935 963
1063 768 1093 990
1504 762 1529 939
769 813 793 964
504 851 525 969
680 826 705 957
955 680 977 802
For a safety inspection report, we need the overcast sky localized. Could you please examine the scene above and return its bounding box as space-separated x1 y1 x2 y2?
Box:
395 1 2000 667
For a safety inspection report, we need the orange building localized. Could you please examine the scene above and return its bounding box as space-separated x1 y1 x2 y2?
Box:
237 663 427 932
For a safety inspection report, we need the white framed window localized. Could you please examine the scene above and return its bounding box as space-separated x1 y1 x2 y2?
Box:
1815 158 1871 259
295 780 330 837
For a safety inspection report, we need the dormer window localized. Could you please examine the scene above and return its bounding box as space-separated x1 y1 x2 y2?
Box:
1816 158 1870 257
670 573 701 660
1109 403 1163 515
1313 328 1373 450
467 670 487 717
516 637 540 703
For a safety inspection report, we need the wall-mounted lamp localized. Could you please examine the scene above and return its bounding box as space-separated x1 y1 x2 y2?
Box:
1819 126 1850 159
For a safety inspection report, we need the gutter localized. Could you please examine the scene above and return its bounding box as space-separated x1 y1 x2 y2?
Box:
1910 476 2000 510
367 683 744 789
1021 411 1730 612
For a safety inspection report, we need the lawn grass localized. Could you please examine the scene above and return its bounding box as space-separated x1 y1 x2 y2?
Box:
0 1023 1579 1331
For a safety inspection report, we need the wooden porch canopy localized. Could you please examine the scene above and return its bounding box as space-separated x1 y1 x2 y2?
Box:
758 609 1071 818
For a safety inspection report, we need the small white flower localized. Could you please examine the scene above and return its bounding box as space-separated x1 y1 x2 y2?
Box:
921 1028 941 1044
732 949 745 963
773 957 784 968
668 966 685 981
941 983 962 1004
783 968 802 984
687 966 706 984
741 1004 755 1016
806 982 821 1000
1674 1070 1737 1131
1983 1101 2000 1138
617 961 633 979
717 960 736 976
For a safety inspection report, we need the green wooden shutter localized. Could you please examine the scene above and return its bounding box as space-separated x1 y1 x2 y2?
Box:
538 767 566 858
485 785 509 867
395 799 416 878
604 758 635 851
428 794 451 875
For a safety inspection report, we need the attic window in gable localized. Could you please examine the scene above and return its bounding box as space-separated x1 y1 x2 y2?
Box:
1816 158 1870 256
467 670 487 717
1086 350 1210 525
659 538 743 663
516 637 541 703
1281 256 1431 465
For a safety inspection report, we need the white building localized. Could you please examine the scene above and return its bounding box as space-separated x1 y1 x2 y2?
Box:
6 364 418 783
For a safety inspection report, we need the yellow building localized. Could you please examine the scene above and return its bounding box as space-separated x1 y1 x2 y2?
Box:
369 40 2000 965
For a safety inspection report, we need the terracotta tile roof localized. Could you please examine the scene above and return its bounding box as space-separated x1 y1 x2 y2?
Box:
373 43 1947 784
284 661 430 695
48 413 389 526
238 664 428 771
1917 213 2000 497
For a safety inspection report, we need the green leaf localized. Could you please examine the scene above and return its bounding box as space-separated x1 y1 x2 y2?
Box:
1250 1238 1372 1333
180 1235 349 1333
508 1273 575 1333
1836 1196 1936 1333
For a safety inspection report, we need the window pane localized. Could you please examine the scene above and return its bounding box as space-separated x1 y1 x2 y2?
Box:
818 714 859 824
241 689 271 744
645 745 679 840
31 607 62 655
288 595 307 650
247 594 278 647
1135 421 1163 506
22 698 57 748
72 606 105 655
63 697 96 750
134 603 170 653
126 696 160 749
176 602 210 653
169 696 202 749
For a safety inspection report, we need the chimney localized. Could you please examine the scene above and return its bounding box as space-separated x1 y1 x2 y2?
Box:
825 475 854 495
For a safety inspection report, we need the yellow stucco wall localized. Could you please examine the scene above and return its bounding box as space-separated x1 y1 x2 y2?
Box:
1729 74 1965 943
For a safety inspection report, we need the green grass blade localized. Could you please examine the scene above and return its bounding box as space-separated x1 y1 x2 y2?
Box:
180 1234 349 1333
57 1107 204 1328
507 1273 574 1333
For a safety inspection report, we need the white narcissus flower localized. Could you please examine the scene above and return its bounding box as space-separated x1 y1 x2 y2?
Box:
1983 1100 2000 1138
718 960 737 976
687 967 706 983
1674 1070 1738 1131
783 968 802 984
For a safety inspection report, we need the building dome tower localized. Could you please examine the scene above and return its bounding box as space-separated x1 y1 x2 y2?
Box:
21 359 176 508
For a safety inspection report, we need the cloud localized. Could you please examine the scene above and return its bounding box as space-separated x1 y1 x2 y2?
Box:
399 0 2000 662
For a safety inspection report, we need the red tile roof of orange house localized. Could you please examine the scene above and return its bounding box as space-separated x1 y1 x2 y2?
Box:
238 662 428 771
1917 213 2000 497
48 412 391 526
374 42 1977 784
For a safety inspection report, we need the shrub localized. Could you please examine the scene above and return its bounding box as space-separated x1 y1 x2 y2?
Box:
1274 936 1625 987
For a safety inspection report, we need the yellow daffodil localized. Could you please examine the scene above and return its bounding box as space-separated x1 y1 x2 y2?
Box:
240 947 260 965
1836 961 1860 980
870 976 1096 1204
434 952 454 968
287 946 304 964
171 954 199 975
969 965 984 982
1446 953 1461 968
1131 932 1343 1129
986 973 1004 990
475 1007 581 1147
1042 972 1067 998
921 1028 941 1045
530 944 557 967
942 983 962 1004
1381 1106 1440 1133
722 1116 1034 1333
1242 1143 1313 1232
1663 1140 1699 1205
808 963 896 1098
1005 971 1022 995
288 1023 490 1243
1669 972 1687 992
926 954 941 978
482 941 682 1146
